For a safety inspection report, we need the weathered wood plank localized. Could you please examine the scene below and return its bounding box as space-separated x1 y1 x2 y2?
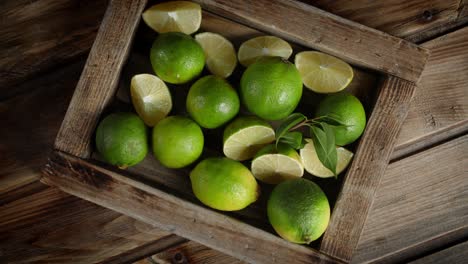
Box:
150 241 246 264
307 0 468 42
0 0 108 97
42 151 342 264
4 0 462 92
103 235 187 264
353 135 468 263
0 60 83 189
393 26 468 160
0 60 187 264
0 186 178 264
54 0 147 158
194 0 429 82
409 240 468 264
2 1 464 263
320 76 416 261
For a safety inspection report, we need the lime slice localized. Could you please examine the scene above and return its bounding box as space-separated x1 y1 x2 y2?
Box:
130 74 172 127
223 116 275 161
195 32 237 78
142 1 201 35
300 139 353 178
238 36 293 67
295 51 353 94
251 144 304 184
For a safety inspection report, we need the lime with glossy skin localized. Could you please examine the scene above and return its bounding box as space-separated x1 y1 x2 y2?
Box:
186 75 240 129
268 178 330 244
240 57 302 120
95 112 148 169
316 93 366 146
150 32 205 84
152 116 204 168
190 157 260 211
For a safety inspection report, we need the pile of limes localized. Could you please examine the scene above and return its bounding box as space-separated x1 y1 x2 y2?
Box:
94 1 367 244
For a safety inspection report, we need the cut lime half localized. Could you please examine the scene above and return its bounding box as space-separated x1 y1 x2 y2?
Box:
295 51 353 94
142 1 201 35
223 116 275 161
130 74 172 127
300 139 353 178
238 36 293 67
195 32 237 78
251 144 304 184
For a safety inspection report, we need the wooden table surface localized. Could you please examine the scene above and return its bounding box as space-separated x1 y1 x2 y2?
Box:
1 0 467 263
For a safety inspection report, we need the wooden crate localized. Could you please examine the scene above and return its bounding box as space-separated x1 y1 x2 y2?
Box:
41 0 429 263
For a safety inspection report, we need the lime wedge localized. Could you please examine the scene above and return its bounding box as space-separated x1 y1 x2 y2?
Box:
223 116 275 161
251 144 304 184
238 36 292 67
130 74 172 127
300 139 353 178
195 32 237 78
142 1 201 35
295 51 353 93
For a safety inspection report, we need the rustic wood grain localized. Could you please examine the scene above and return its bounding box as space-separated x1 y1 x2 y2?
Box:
0 185 181 264
0 59 188 264
2 0 466 263
320 76 417 262
194 0 429 82
393 26 468 159
306 0 468 42
353 134 468 263
103 235 187 264
2 0 462 93
408 240 468 264
0 0 108 98
42 151 342 264
48 0 426 261
54 0 147 158
150 241 246 264
0 60 83 191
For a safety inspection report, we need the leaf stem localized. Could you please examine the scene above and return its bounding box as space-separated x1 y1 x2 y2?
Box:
289 120 308 131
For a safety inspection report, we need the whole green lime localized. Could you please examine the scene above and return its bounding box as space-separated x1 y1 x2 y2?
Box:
152 116 204 168
316 93 366 146
150 32 205 84
95 112 148 168
240 57 303 120
186 75 240 129
190 157 260 211
267 178 330 244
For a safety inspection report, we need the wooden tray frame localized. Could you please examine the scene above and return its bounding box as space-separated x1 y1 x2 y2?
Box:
41 0 429 263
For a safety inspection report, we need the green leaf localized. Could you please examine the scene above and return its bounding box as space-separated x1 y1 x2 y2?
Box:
316 114 347 127
310 122 338 176
278 131 305 150
275 113 307 147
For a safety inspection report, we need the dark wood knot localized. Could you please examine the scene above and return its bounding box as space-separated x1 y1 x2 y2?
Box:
422 10 433 21
172 251 188 264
